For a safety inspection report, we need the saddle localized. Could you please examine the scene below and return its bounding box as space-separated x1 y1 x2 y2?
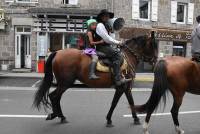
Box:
95 52 128 73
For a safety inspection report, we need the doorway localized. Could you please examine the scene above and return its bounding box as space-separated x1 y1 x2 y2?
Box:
15 34 31 68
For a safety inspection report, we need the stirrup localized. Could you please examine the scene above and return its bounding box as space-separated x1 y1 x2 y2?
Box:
115 78 132 86
89 74 100 79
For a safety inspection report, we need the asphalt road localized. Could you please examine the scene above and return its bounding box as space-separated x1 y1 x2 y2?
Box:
0 87 200 134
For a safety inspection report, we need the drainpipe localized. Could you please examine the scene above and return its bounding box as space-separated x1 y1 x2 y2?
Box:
111 0 114 12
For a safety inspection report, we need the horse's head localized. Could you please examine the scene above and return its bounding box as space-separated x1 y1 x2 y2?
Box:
124 31 158 65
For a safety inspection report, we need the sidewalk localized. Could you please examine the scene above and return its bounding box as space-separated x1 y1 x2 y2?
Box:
0 72 44 78
0 72 154 81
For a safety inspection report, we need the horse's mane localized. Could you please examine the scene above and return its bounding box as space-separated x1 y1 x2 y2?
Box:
125 35 147 47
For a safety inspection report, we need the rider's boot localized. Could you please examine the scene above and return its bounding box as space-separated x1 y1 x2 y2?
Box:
89 61 100 79
113 61 131 86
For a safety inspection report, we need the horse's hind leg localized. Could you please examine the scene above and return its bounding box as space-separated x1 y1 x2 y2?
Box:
47 78 75 123
124 88 140 125
106 87 124 127
46 87 68 123
46 89 60 121
171 93 185 134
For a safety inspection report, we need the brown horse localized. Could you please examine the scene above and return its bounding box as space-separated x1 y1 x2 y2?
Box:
33 33 157 127
135 56 200 134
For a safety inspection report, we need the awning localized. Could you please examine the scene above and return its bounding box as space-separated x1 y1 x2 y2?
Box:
28 8 100 16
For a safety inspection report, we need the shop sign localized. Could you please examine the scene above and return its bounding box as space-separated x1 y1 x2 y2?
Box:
155 30 192 42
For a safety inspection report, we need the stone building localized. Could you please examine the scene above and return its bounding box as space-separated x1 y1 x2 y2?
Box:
0 0 107 72
112 0 200 71
0 0 200 72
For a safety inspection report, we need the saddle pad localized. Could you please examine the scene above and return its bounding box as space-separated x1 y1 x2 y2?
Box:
96 59 128 72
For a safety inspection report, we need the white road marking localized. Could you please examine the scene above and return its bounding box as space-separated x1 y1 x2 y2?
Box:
0 111 199 118
0 115 47 118
123 110 200 118
31 80 41 88
0 87 152 92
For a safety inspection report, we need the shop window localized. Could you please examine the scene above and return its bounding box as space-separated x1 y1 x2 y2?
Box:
64 33 86 50
50 33 62 52
139 0 150 20
173 41 186 57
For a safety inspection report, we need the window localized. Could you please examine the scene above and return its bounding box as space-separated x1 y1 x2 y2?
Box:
5 0 14 2
63 0 69 4
171 1 194 24
139 0 150 20
5 0 38 3
16 26 31 33
62 0 78 5
173 42 186 57
177 3 186 23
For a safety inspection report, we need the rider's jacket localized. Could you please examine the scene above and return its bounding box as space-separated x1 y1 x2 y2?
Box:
95 22 120 51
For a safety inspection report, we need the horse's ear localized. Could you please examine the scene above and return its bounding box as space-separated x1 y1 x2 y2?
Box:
150 31 158 49
150 31 155 39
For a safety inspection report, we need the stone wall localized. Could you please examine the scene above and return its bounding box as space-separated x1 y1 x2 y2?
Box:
112 0 200 29
0 22 14 70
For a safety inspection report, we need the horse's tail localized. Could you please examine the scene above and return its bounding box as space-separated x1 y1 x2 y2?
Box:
33 52 57 110
135 60 168 113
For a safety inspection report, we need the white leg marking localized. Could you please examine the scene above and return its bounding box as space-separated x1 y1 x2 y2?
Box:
143 122 150 134
175 126 185 134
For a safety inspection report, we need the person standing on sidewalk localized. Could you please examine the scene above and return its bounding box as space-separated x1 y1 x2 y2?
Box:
191 15 200 61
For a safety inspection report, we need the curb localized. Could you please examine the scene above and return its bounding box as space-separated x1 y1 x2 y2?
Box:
0 86 152 91
135 77 154 82
0 73 154 82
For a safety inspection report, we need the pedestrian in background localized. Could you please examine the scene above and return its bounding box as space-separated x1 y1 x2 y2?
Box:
191 15 200 61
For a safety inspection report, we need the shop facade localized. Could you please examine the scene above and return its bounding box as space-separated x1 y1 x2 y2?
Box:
28 8 99 72
112 0 200 71
0 0 105 72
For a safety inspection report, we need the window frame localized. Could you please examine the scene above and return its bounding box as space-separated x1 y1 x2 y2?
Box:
62 0 78 5
62 0 69 4
6 0 38 3
139 0 151 21
176 2 187 24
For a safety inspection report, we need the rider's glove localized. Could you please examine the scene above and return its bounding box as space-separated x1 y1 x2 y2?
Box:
117 40 126 48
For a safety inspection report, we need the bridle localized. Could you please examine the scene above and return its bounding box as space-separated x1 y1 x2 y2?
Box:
122 40 157 64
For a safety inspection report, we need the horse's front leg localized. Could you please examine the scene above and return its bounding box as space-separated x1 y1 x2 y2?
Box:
106 88 124 127
124 88 140 125
143 111 152 134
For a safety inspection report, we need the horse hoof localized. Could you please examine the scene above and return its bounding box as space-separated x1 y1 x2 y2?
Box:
134 118 141 125
60 117 69 124
177 130 184 134
106 120 114 128
175 126 184 134
143 131 150 134
46 114 57 121
106 123 114 128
